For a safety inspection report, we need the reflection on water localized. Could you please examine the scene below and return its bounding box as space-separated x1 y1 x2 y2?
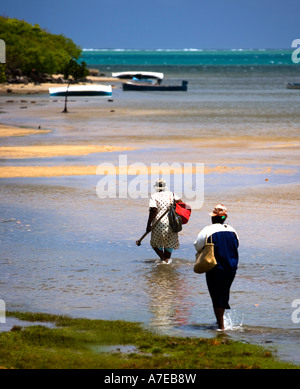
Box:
145 260 195 328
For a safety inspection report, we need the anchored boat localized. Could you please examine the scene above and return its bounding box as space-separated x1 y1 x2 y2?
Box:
122 80 188 92
286 82 300 89
112 71 164 82
49 84 112 96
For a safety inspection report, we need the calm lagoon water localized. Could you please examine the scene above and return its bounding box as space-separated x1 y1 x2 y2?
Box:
0 49 300 364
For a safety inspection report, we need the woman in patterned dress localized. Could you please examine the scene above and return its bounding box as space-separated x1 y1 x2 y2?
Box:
146 178 181 263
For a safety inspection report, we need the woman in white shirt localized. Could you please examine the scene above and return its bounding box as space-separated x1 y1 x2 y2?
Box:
146 178 180 263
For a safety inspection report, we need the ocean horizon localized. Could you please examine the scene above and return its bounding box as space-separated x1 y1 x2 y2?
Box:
82 48 292 51
80 48 296 67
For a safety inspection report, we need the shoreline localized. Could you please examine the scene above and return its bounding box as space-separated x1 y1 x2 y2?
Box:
0 310 298 369
0 76 122 95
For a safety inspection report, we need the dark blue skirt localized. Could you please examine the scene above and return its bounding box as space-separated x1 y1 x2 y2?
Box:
205 267 236 309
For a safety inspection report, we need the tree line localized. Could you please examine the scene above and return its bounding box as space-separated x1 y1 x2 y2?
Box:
0 16 88 82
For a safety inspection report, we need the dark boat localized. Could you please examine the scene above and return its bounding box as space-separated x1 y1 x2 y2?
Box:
286 82 300 89
122 80 188 92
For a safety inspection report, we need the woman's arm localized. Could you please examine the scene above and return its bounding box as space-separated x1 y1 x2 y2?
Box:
146 207 157 233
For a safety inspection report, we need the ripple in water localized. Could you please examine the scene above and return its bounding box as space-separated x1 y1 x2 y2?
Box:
223 310 245 331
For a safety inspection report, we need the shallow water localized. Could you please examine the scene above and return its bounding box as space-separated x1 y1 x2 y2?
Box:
0 174 299 364
0 64 300 365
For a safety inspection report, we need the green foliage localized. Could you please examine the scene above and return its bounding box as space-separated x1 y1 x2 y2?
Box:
64 59 89 80
2 311 299 369
0 63 6 82
0 16 81 75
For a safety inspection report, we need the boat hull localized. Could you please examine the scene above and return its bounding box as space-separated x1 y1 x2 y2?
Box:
286 82 300 89
122 80 188 92
112 71 164 81
50 90 112 96
49 85 112 96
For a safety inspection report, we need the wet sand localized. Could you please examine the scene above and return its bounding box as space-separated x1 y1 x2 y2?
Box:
0 123 136 178
0 124 51 137
0 144 135 159
0 118 298 178
0 114 296 180
0 164 295 179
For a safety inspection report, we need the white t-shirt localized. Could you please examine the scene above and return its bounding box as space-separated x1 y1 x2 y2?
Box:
194 223 239 252
149 190 180 210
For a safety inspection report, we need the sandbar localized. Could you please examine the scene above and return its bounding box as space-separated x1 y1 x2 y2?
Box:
0 165 96 178
0 124 51 137
0 145 135 158
0 164 295 178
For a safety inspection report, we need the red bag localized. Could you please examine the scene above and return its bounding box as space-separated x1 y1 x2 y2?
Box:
175 202 191 224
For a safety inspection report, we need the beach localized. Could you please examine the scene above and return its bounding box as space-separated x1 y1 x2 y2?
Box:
0 61 300 365
0 74 118 95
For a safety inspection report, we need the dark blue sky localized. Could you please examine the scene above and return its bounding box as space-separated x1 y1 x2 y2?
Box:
1 0 299 49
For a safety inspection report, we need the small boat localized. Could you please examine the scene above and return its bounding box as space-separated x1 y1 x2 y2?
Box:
49 84 112 96
286 82 300 89
112 71 164 82
122 80 188 92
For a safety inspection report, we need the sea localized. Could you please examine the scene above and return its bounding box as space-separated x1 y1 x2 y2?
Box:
0 49 300 365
